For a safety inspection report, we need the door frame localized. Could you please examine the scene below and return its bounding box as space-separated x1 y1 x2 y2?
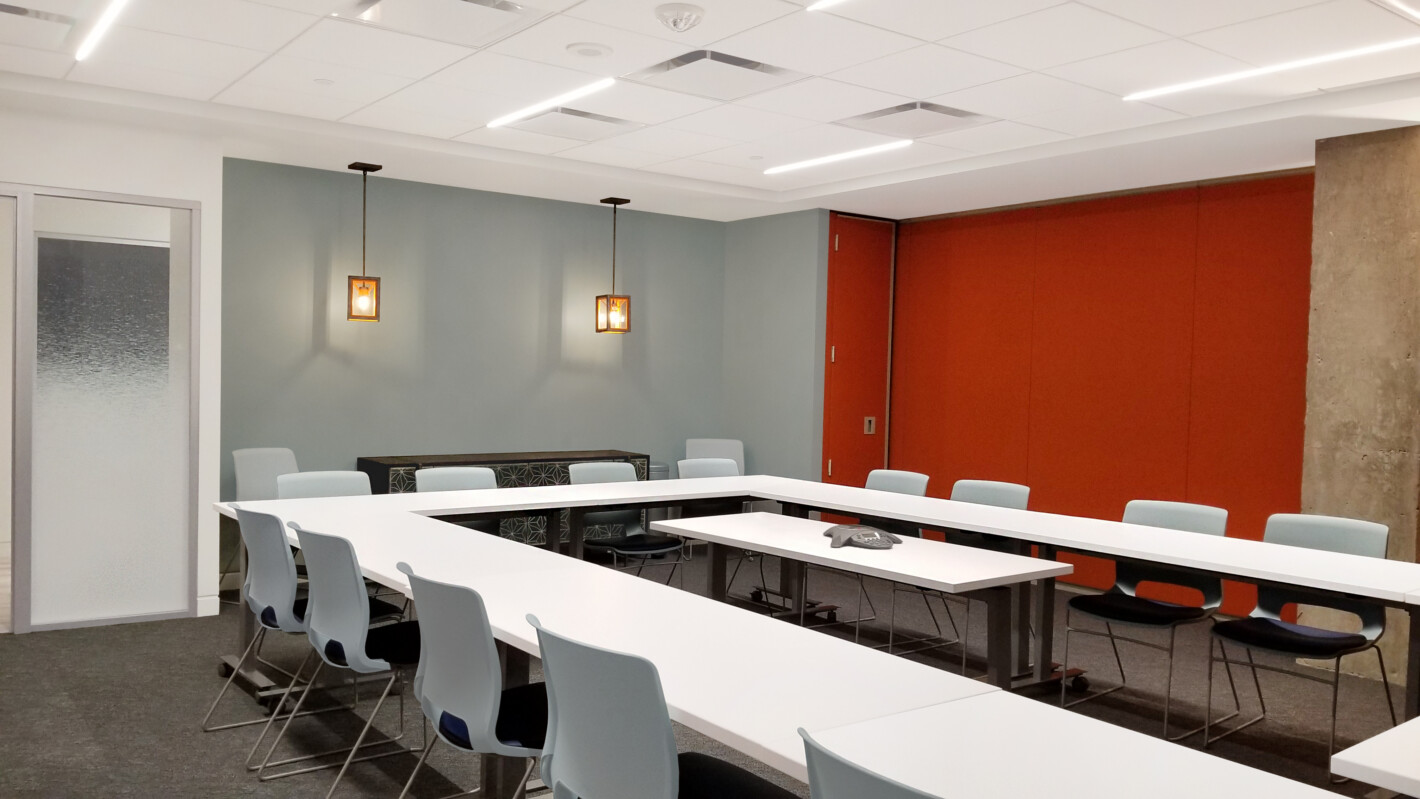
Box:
4 183 201 633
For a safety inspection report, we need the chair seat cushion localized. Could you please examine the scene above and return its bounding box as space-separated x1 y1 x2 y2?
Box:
1213 617 1369 658
585 534 682 554
1069 592 1207 626
676 752 799 799
276 595 402 628
495 683 549 749
363 620 422 666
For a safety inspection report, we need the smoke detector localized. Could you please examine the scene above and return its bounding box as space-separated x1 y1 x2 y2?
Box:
656 3 705 33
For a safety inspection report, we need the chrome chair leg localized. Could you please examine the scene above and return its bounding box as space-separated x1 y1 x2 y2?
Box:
247 649 316 770
1375 645 1399 726
1328 656 1345 784
202 626 264 732
397 733 439 799
323 673 399 799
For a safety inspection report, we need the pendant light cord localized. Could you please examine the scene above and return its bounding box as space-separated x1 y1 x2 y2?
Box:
611 202 617 293
361 168 368 279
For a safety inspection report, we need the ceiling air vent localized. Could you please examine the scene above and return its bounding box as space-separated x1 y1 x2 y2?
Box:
836 102 993 139
510 108 642 142
627 50 804 101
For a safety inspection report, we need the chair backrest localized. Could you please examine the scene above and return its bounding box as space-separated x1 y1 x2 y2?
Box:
291 523 388 673
1117 500 1229 609
798 728 936 799
529 614 678 799
1256 513 1389 640
277 470 371 499
416 466 498 492
950 479 1029 510
865 469 928 497
569 462 641 534
396 562 512 754
676 458 739 479
233 447 298 501
233 505 302 633
685 438 744 474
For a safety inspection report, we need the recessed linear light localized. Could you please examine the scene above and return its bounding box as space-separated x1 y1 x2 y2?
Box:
486 78 617 128
74 0 131 61
1124 35 1420 101
805 0 850 9
1376 0 1420 20
764 140 911 175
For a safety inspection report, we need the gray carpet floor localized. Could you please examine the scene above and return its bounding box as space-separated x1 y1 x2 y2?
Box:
0 550 1404 797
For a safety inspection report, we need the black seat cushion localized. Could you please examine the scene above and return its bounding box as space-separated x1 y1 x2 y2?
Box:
363 620 422 666
1069 592 1207 626
1213 617 1368 658
677 752 799 799
495 683 549 749
275 595 402 628
585 534 682 554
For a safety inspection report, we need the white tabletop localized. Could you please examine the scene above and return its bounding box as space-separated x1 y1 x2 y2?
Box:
1332 716 1420 795
651 512 1071 593
811 691 1336 798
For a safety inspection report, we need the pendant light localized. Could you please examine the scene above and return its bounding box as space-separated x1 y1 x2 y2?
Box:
596 197 631 334
347 161 382 322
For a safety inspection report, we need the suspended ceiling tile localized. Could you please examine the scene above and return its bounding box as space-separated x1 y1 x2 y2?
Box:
921 120 1069 153
242 0 349 14
761 139 970 188
564 0 800 48
345 81 512 126
1017 94 1183 135
601 125 740 157
0 41 71 77
559 141 671 168
828 0 1065 41
488 15 686 77
66 59 233 99
831 44 1024 99
693 123 899 168
1187 0 1420 65
711 11 919 75
215 80 369 118
627 50 804 101
282 17 473 79
1078 0 1332 37
931 73 1117 121
1047 39 1259 99
427 51 595 100
0 10 71 50
341 103 479 139
511 107 641 141
123 0 315 51
837 102 993 138
227 53 413 102
944 3 1169 71
455 125 583 153
566 80 719 125
340 0 543 49
641 157 771 188
662 103 814 140
737 78 911 123
77 25 266 80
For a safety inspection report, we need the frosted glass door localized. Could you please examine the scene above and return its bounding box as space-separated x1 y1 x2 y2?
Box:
24 195 193 628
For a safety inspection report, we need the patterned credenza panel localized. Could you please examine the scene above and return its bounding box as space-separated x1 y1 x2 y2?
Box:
356 450 649 546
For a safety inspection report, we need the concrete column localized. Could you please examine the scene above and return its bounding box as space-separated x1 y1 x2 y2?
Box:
1302 125 1420 681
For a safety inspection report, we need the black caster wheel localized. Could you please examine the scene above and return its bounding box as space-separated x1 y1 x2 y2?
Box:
1067 675 1090 693
217 662 234 679
750 590 764 604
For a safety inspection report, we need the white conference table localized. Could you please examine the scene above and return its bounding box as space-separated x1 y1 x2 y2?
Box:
222 496 997 791
651 512 1072 688
810 691 1335 798
1332 716 1420 796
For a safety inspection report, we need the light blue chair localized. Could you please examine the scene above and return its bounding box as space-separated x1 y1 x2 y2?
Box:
256 524 421 796
277 470 371 499
685 438 745 475
569 461 683 584
678 457 759 589
527 614 799 799
395 563 546 799
1205 513 1397 779
1060 500 1238 740
798 728 935 799
416 466 501 535
861 469 929 539
222 448 300 600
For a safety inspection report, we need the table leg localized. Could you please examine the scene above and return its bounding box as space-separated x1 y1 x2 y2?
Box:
781 502 809 519
979 586 1014 689
1033 546 1058 682
1407 606 1420 720
540 510 560 554
781 559 805 617
482 643 532 795
707 543 727 603
566 507 585 560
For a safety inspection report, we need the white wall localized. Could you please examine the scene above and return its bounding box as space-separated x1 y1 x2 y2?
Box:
0 109 223 620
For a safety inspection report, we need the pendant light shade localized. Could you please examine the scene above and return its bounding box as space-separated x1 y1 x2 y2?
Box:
347 161 383 322
596 197 630 334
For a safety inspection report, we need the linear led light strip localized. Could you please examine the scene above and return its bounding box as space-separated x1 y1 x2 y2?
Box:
805 0 850 9
74 0 131 61
487 78 617 128
764 140 911 175
1125 35 1420 101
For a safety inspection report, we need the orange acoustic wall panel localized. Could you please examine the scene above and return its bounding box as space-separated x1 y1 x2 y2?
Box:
889 176 1312 616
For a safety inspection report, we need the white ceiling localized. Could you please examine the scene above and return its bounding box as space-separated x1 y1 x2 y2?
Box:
3 0 1420 221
